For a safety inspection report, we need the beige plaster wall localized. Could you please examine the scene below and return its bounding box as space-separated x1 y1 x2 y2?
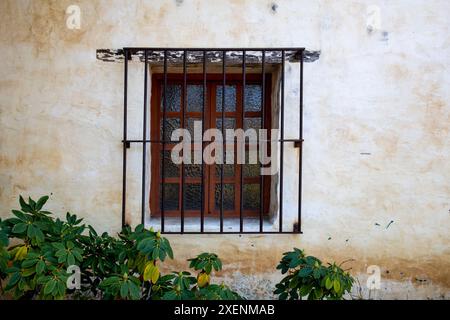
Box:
0 0 449 299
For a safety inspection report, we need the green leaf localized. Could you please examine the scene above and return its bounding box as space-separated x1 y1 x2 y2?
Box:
314 287 323 299
0 230 8 246
279 292 288 300
57 280 66 297
72 250 83 262
8 272 21 287
12 223 27 234
67 253 75 266
35 196 49 211
28 197 36 211
19 196 32 213
12 210 27 222
120 281 129 299
22 267 36 277
36 260 46 274
298 267 313 277
325 277 333 290
34 227 45 243
128 282 141 300
22 259 38 268
333 279 341 293
44 279 56 295
27 224 36 238
152 247 160 260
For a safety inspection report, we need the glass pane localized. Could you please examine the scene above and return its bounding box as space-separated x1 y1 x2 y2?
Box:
187 118 202 140
243 184 260 210
216 118 235 131
160 118 180 141
185 162 201 178
244 118 261 131
243 149 259 177
184 184 201 210
216 85 236 111
217 118 236 144
215 150 234 177
187 85 205 112
215 164 234 177
161 85 181 112
215 184 235 210
160 183 179 210
162 150 179 177
244 85 262 111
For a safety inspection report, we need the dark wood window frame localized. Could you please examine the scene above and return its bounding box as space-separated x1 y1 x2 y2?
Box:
150 73 272 218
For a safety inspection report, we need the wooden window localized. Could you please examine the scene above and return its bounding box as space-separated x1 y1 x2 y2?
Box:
150 74 271 218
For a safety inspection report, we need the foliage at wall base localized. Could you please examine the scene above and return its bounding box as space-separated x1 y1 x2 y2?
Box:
0 196 242 300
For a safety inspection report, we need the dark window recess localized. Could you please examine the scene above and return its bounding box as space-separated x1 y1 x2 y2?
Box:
121 48 304 234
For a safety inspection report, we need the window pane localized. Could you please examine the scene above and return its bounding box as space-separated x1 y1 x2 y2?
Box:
216 85 236 111
243 184 260 210
244 118 261 131
161 84 181 112
215 164 234 177
216 118 235 131
160 183 179 210
162 150 179 177
215 184 235 210
160 118 180 141
185 163 201 178
187 118 202 140
243 164 259 177
215 150 234 177
187 85 205 112
244 85 262 111
184 184 201 210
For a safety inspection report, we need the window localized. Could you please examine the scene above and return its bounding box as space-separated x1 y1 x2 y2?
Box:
150 74 272 219
120 48 304 234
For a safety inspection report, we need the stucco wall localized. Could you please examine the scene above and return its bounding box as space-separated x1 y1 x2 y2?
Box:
0 0 449 299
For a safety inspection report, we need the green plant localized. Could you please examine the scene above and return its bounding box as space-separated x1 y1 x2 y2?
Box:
0 195 243 300
274 248 354 300
188 252 222 288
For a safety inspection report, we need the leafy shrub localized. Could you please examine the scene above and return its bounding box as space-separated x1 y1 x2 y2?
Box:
274 248 354 300
0 195 242 300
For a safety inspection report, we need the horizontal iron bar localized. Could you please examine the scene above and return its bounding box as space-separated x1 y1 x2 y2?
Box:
123 47 305 51
123 139 304 143
161 231 303 234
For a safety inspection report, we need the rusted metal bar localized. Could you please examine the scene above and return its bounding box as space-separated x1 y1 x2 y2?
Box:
161 50 168 232
279 50 285 232
121 48 128 228
240 50 246 232
260 50 266 233
141 50 148 225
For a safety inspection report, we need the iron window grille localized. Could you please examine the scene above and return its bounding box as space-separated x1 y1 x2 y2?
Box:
121 48 304 234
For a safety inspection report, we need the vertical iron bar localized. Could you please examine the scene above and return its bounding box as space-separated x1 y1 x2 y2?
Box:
259 50 266 233
181 50 187 233
279 50 285 232
141 50 148 225
220 51 226 233
121 48 128 228
240 50 246 232
298 49 304 233
201 50 206 232
161 50 168 232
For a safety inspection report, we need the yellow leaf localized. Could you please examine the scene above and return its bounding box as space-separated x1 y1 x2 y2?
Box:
15 245 28 261
151 266 160 284
143 262 155 282
197 272 210 288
